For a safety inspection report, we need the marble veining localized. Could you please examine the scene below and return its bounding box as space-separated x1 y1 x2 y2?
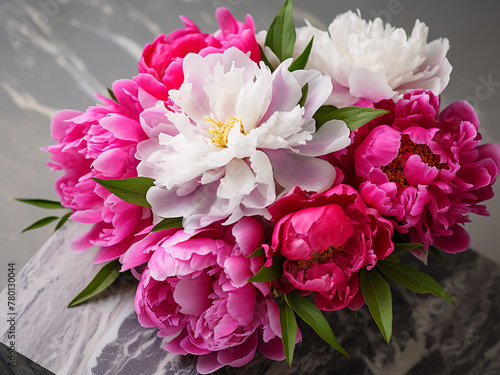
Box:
1 221 500 374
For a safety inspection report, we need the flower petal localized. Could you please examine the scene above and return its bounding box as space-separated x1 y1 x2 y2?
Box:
265 149 336 193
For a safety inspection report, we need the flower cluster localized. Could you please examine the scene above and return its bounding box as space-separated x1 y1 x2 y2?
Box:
40 2 500 373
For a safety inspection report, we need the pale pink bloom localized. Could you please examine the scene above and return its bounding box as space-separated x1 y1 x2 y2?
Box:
133 218 292 373
267 184 394 311
45 80 151 262
137 47 350 230
352 90 500 257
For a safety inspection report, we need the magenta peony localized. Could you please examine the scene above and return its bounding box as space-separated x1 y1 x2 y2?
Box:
267 184 394 311
133 217 290 374
351 90 500 256
134 8 260 106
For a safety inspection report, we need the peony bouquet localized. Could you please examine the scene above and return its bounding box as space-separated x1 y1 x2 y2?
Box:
19 0 500 373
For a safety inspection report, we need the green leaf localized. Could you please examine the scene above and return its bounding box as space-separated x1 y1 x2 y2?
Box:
376 261 455 306
383 254 401 263
259 45 275 72
313 105 338 125
21 216 59 233
289 36 314 72
359 268 393 343
279 300 297 367
92 177 155 208
151 217 183 232
54 212 71 231
107 87 118 103
247 246 265 258
15 198 64 209
429 245 445 261
286 292 348 357
298 83 308 108
314 106 388 131
68 260 121 308
265 0 296 62
248 256 285 283
391 242 424 256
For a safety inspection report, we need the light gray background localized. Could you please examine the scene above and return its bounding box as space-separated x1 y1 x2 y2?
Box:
1 0 499 289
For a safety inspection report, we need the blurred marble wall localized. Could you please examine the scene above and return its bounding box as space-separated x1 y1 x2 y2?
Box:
1 0 499 289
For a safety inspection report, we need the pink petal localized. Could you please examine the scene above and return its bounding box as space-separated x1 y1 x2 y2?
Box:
354 125 401 177
100 114 145 142
433 224 470 253
439 100 480 133
258 335 285 361
50 110 82 142
94 241 130 263
231 217 265 255
196 352 224 374
404 154 440 186
173 273 213 316
216 331 258 367
224 256 252 288
92 148 129 177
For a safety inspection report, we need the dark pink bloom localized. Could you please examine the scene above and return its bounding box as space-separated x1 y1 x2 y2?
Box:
268 184 394 311
133 218 292 374
351 90 500 256
44 80 151 262
134 8 260 106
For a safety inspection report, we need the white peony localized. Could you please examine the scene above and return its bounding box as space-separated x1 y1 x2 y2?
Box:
136 47 350 230
291 10 452 107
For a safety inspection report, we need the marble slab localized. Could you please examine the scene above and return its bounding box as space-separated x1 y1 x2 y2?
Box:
1 220 500 374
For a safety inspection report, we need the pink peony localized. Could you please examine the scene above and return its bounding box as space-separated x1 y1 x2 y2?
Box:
134 8 260 106
267 184 394 311
44 80 152 262
133 218 290 374
352 90 500 256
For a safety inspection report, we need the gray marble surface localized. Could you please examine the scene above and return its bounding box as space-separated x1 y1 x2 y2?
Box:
1 220 500 374
1 0 500 293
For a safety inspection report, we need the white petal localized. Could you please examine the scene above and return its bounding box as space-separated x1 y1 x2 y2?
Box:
349 68 396 103
260 59 302 123
265 149 336 193
255 106 309 149
140 101 178 139
235 66 273 132
218 159 256 200
244 151 276 208
291 69 332 119
294 119 351 156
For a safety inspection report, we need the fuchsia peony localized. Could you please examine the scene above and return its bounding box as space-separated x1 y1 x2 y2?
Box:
135 8 260 106
132 218 291 374
44 80 151 262
351 90 500 256
267 184 394 311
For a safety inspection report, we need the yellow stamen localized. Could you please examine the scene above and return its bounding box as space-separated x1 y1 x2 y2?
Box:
206 116 246 147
